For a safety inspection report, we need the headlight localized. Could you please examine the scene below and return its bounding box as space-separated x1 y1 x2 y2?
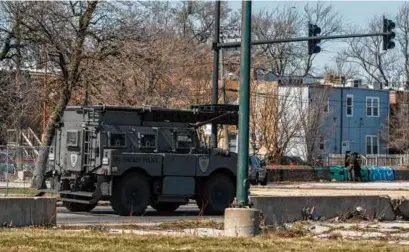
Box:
102 157 109 165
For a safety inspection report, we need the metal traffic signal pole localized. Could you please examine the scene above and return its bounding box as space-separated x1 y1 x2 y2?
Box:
236 0 252 207
217 32 396 49
224 0 260 238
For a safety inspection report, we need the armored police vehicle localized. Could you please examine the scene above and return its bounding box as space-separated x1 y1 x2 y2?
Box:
40 104 239 216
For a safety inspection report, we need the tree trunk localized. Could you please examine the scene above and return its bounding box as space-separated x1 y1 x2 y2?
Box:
31 85 71 190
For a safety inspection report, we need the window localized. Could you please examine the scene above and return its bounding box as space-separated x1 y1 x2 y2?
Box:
108 133 126 148
175 134 193 149
366 97 380 117
346 95 353 117
319 136 324 150
138 133 157 149
66 130 79 147
366 135 379 154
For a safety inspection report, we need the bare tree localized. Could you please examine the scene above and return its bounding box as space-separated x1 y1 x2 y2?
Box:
24 1 137 189
296 85 332 166
387 91 409 153
340 16 401 88
250 78 309 164
322 54 360 80
0 2 34 143
252 5 301 76
251 2 343 76
397 2 409 89
300 1 343 74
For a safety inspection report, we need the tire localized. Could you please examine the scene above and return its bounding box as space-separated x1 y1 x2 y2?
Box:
110 173 151 216
63 201 97 212
198 173 235 215
250 173 259 185
260 175 268 186
151 202 181 212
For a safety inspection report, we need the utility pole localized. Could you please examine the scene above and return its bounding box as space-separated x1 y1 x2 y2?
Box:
224 0 260 238
220 40 229 150
211 0 221 148
15 11 23 172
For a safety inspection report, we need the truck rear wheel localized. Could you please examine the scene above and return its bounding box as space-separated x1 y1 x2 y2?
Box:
150 202 181 212
110 173 151 216
63 201 97 212
198 173 235 215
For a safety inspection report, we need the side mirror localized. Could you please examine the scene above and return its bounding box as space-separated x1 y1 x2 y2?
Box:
252 143 261 150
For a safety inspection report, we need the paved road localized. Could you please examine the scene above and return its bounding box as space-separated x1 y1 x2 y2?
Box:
57 203 222 225
5 180 409 225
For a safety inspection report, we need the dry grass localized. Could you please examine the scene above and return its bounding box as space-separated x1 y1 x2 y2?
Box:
0 188 59 198
158 219 223 230
0 187 38 196
0 228 407 252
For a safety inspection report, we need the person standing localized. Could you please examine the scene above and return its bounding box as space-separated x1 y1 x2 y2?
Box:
346 152 356 181
353 152 362 182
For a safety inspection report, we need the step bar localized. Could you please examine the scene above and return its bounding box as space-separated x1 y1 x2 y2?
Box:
37 189 100 205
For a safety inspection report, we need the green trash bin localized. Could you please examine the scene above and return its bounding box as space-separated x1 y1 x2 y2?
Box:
329 166 347 181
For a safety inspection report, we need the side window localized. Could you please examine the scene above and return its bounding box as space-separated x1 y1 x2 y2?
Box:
66 130 79 147
108 133 126 148
346 95 353 117
366 97 380 117
138 132 157 149
175 132 194 150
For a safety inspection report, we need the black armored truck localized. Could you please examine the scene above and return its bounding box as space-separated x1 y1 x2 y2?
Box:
40 104 240 216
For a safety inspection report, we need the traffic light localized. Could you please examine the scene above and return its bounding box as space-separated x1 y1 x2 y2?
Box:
383 17 395 50
308 23 321 55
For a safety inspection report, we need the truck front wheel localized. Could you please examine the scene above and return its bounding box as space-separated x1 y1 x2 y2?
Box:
110 173 151 216
198 173 235 215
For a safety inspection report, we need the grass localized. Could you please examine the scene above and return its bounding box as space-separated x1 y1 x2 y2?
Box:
0 228 407 252
158 219 223 230
0 188 59 198
0 187 38 196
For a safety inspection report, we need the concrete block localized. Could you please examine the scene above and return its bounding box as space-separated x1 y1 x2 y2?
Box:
224 208 260 237
251 195 395 225
0 197 57 227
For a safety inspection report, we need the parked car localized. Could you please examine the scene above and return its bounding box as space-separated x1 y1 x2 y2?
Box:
248 144 268 186
280 155 305 165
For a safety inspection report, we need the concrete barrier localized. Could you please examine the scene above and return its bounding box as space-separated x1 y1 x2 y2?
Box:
267 167 316 182
251 195 395 225
0 197 56 227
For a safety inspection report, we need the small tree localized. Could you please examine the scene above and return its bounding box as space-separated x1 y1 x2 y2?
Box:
297 85 332 166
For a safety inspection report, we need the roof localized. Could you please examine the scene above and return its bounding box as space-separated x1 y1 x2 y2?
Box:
65 104 239 126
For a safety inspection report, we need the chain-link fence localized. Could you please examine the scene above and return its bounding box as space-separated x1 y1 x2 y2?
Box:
0 145 50 196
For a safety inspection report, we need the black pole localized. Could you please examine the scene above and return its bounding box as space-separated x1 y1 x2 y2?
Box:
211 0 221 148
340 88 343 154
